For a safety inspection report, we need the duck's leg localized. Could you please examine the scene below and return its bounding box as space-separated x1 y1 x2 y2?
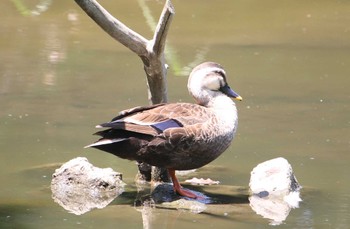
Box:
168 169 198 199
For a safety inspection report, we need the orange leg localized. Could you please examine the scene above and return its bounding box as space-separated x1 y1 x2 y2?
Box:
168 169 198 199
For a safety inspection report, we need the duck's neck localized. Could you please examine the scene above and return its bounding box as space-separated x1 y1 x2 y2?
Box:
207 94 238 130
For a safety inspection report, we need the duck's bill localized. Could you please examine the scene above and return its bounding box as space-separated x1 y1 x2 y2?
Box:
220 85 243 101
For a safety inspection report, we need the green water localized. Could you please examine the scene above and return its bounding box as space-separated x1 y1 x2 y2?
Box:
1 0 349 228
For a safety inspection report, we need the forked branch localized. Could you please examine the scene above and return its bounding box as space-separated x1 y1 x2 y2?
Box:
74 0 174 104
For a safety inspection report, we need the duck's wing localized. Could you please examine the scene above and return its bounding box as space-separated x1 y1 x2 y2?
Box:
95 103 211 136
143 103 212 125
112 103 166 121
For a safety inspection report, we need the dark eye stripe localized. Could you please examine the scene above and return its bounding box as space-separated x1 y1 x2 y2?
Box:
213 70 226 87
214 70 225 77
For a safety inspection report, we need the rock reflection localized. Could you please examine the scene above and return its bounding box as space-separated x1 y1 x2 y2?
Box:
249 192 302 225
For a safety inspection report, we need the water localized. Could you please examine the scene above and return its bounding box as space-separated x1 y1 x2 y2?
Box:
1 0 349 228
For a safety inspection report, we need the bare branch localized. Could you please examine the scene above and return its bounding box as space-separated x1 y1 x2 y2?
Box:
143 0 174 104
150 0 175 55
74 0 148 56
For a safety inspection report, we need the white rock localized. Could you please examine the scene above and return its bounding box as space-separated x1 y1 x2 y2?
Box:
51 157 125 215
249 157 301 197
248 157 302 225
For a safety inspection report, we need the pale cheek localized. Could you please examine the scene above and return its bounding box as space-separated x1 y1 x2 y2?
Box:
205 79 220 90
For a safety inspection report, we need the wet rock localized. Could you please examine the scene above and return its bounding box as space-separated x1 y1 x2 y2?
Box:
249 157 302 225
51 157 125 215
161 199 207 214
150 183 211 204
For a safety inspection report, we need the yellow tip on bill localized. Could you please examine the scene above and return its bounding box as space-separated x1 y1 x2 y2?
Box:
235 96 243 101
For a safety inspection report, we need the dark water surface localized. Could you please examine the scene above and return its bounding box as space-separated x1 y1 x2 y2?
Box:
1 0 349 228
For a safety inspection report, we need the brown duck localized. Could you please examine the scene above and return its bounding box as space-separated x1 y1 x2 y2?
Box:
85 62 242 199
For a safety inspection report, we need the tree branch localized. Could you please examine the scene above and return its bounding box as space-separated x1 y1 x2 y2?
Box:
150 1 175 56
75 0 174 105
74 0 148 56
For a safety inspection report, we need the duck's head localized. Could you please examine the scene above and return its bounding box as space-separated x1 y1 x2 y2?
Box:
188 62 242 106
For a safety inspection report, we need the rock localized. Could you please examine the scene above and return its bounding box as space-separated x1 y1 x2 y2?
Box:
51 157 125 215
248 157 302 225
249 157 301 196
161 199 207 214
150 183 210 204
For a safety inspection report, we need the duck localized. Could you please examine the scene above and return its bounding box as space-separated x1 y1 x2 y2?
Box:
85 62 242 199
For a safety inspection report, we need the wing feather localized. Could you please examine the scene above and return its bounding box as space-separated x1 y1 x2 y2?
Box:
96 103 212 137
